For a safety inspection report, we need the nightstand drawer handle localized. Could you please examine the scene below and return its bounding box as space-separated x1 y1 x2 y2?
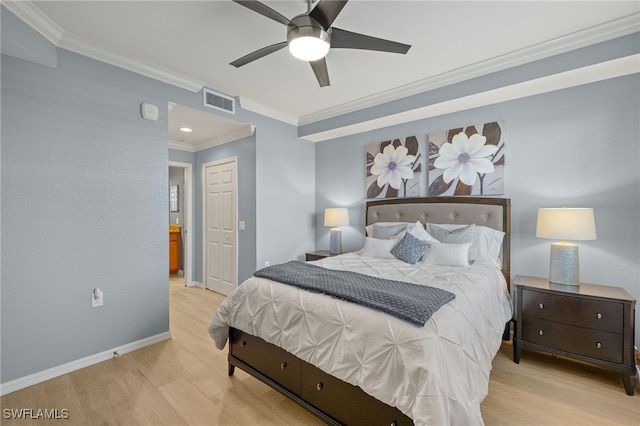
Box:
538 303 544 309
596 342 602 349
280 362 287 370
597 313 602 319
316 382 323 391
539 329 544 336
241 340 247 347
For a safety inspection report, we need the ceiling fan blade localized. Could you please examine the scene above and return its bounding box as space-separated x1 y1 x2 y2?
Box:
233 0 291 26
230 41 288 67
309 0 348 30
310 58 330 87
330 27 411 54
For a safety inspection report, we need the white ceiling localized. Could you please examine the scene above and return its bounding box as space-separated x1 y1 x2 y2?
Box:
7 1 640 148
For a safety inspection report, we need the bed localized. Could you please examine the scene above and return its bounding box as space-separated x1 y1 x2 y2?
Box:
209 196 512 425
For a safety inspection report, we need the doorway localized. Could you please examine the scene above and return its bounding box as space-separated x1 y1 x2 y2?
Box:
169 161 193 285
203 157 238 295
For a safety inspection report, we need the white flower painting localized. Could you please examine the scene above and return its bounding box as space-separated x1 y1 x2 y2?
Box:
428 122 504 196
367 136 422 199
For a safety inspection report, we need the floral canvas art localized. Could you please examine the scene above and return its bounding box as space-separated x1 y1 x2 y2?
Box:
367 136 422 199
428 122 504 196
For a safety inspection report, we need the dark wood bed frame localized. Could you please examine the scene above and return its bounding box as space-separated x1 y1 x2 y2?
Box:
227 197 511 426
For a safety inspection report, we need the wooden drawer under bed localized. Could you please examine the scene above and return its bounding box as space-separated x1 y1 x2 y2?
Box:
228 328 413 426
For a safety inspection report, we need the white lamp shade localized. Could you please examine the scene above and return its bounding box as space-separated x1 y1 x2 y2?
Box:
536 208 597 241
324 208 350 227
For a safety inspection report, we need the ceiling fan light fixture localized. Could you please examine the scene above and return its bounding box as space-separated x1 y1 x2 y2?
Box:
287 23 330 62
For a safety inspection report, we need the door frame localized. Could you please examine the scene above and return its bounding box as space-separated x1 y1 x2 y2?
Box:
202 156 238 293
169 161 194 286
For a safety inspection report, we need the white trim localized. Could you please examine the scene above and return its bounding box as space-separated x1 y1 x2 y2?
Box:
6 1 639 125
238 97 298 126
188 281 205 289
298 13 640 126
168 140 196 152
301 54 640 142
202 157 239 294
58 32 205 92
191 125 255 152
0 331 171 396
2 0 64 45
169 126 255 153
169 161 194 285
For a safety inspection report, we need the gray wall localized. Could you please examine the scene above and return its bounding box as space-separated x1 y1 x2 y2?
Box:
255 120 317 268
1 31 170 381
314 36 640 344
1 7 316 385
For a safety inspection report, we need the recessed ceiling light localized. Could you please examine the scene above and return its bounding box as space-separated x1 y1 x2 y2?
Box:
179 127 193 133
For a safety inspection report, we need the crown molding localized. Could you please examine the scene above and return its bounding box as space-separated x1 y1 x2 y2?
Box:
301 54 639 142
237 97 298 126
1 0 64 45
58 32 206 92
6 1 639 128
298 12 640 126
3 0 206 93
191 124 255 151
168 140 195 152
169 124 255 152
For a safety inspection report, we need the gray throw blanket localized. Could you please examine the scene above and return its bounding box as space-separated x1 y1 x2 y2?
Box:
253 261 455 326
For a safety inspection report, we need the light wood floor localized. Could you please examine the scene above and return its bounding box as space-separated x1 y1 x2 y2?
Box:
2 275 638 425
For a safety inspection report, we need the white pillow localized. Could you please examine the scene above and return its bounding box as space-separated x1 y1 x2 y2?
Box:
426 223 504 268
407 221 439 243
365 221 412 237
360 236 399 259
473 226 505 267
421 242 471 267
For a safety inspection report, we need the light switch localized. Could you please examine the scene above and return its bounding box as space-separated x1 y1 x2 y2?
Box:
239 221 245 231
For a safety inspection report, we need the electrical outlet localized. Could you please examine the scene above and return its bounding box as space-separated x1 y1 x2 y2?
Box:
264 261 270 267
92 288 104 308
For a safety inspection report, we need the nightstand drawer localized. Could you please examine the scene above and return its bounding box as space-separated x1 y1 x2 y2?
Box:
522 289 622 332
522 316 623 363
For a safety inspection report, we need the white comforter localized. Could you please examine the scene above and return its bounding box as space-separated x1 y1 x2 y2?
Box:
209 253 512 426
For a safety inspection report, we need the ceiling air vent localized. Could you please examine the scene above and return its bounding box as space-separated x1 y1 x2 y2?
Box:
203 88 235 114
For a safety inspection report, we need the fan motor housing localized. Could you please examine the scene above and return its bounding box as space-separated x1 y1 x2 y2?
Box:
287 15 330 45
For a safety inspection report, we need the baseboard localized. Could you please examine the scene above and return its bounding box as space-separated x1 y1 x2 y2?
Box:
188 281 204 289
0 331 171 396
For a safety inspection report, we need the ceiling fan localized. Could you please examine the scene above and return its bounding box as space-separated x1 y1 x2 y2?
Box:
230 0 411 87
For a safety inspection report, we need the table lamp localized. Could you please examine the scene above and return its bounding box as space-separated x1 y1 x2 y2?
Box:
536 207 597 285
324 208 350 254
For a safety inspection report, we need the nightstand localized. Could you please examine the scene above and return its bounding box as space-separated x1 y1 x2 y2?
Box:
305 250 338 261
514 275 636 395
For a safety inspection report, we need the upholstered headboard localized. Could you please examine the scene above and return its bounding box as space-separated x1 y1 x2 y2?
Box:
366 197 511 289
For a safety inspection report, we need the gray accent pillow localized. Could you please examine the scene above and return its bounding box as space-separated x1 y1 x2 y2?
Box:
427 223 476 243
391 232 430 264
372 223 408 239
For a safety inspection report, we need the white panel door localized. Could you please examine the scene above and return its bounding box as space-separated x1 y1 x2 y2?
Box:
204 158 237 295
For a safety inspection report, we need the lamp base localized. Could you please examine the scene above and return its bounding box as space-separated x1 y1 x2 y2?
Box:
549 242 580 286
329 228 342 254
